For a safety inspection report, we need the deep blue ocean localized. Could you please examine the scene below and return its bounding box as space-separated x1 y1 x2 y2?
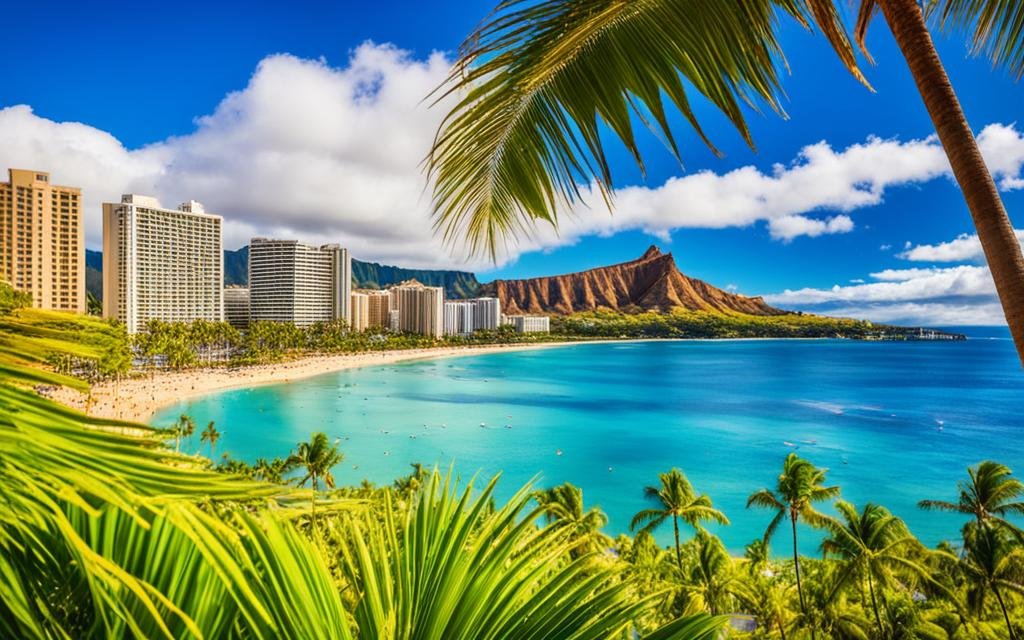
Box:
155 328 1024 554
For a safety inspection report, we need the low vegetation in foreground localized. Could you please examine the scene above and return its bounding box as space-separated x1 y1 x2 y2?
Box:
3 284 1014 639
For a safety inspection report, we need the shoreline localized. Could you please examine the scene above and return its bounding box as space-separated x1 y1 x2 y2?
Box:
48 334 963 425
51 341 590 424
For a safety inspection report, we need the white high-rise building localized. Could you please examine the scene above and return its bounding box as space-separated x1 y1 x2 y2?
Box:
472 297 501 330
503 314 550 333
442 297 502 336
102 195 223 333
248 238 351 327
443 300 475 336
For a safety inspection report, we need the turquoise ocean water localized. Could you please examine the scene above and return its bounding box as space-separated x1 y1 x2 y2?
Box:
155 329 1024 554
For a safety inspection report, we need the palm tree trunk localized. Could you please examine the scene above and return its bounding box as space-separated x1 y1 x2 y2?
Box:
311 475 318 530
867 572 884 636
673 515 683 573
993 584 1018 640
791 514 806 614
878 0 1024 367
790 514 816 640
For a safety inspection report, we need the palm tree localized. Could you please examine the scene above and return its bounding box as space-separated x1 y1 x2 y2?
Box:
956 523 1024 640
289 432 344 525
173 413 195 453
253 456 294 484
429 0 1024 365
682 531 742 616
199 421 220 459
920 460 1024 539
747 453 840 622
393 462 429 501
795 562 876 640
631 468 729 572
534 482 612 559
820 501 937 636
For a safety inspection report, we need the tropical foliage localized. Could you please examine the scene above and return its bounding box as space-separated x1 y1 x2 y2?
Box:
0 282 726 639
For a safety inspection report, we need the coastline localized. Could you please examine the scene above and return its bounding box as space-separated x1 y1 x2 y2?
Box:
48 333 958 425
50 341 587 424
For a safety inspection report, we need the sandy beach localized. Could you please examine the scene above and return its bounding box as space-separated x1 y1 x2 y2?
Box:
50 341 582 424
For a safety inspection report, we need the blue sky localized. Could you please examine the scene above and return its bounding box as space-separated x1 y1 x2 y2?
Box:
1 0 1022 325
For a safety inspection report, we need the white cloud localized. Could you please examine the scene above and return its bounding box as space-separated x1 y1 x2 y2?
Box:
764 264 1003 325
2 45 1024 270
809 302 1006 327
976 123 1024 191
767 265 994 305
900 229 1024 262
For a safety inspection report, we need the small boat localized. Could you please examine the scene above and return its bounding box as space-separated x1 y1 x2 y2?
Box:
556 449 563 456
783 441 797 447
480 422 486 427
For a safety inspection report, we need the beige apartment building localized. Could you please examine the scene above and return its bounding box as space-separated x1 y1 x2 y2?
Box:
0 169 85 312
392 280 444 338
103 195 223 333
350 292 370 331
366 289 392 327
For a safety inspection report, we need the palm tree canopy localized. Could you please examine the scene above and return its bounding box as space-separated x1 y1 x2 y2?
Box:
630 468 729 535
747 452 840 542
428 0 869 259
200 421 219 445
919 460 1024 535
534 482 611 556
290 432 344 489
957 522 1024 616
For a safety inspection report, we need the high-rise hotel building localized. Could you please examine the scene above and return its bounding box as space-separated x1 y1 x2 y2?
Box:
350 292 370 331
102 195 223 333
392 280 444 338
366 289 392 328
223 286 250 330
442 297 501 336
0 169 85 312
248 238 351 327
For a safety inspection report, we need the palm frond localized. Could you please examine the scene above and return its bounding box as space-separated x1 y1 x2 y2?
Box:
430 1 796 258
339 471 726 639
929 0 1024 79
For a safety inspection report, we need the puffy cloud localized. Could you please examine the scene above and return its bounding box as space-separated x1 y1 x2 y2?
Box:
807 302 1007 327
767 265 994 305
764 263 1003 325
900 229 1024 262
2 45 1024 270
976 123 1024 191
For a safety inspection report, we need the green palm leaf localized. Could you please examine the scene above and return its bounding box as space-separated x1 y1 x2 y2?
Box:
428 0 868 259
339 470 727 639
929 0 1024 78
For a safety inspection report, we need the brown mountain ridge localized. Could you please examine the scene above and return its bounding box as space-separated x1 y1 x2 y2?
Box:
482 246 787 316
